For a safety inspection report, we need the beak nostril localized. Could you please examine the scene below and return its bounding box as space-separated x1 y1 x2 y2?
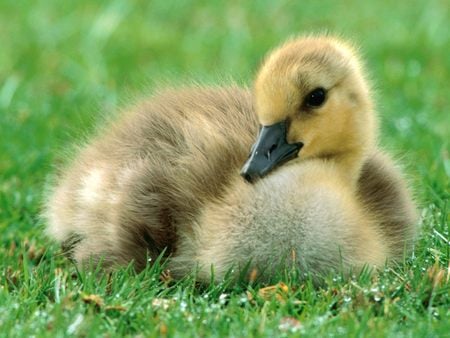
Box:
266 144 278 159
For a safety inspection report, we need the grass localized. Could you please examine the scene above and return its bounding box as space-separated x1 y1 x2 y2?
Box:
0 0 449 336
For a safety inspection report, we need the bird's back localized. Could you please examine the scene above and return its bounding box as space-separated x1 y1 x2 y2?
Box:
46 86 258 269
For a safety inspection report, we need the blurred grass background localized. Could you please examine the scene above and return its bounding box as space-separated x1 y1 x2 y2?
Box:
0 0 448 336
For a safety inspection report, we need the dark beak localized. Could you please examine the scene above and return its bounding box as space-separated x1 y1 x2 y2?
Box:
240 121 303 183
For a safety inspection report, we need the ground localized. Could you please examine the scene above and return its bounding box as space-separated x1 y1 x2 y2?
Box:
0 1 449 337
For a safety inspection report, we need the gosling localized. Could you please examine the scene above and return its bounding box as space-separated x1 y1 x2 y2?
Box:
45 35 417 283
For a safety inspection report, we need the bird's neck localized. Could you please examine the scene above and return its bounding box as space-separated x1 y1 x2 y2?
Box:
330 146 370 189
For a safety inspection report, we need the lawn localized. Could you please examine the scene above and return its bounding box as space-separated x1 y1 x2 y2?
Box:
0 0 449 337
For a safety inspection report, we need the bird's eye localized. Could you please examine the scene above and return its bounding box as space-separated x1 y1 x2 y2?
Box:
304 88 326 108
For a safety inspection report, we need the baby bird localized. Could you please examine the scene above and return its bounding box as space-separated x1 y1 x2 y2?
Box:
45 35 417 283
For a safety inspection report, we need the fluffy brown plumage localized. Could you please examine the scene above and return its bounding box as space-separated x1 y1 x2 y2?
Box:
46 87 258 270
45 35 418 282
